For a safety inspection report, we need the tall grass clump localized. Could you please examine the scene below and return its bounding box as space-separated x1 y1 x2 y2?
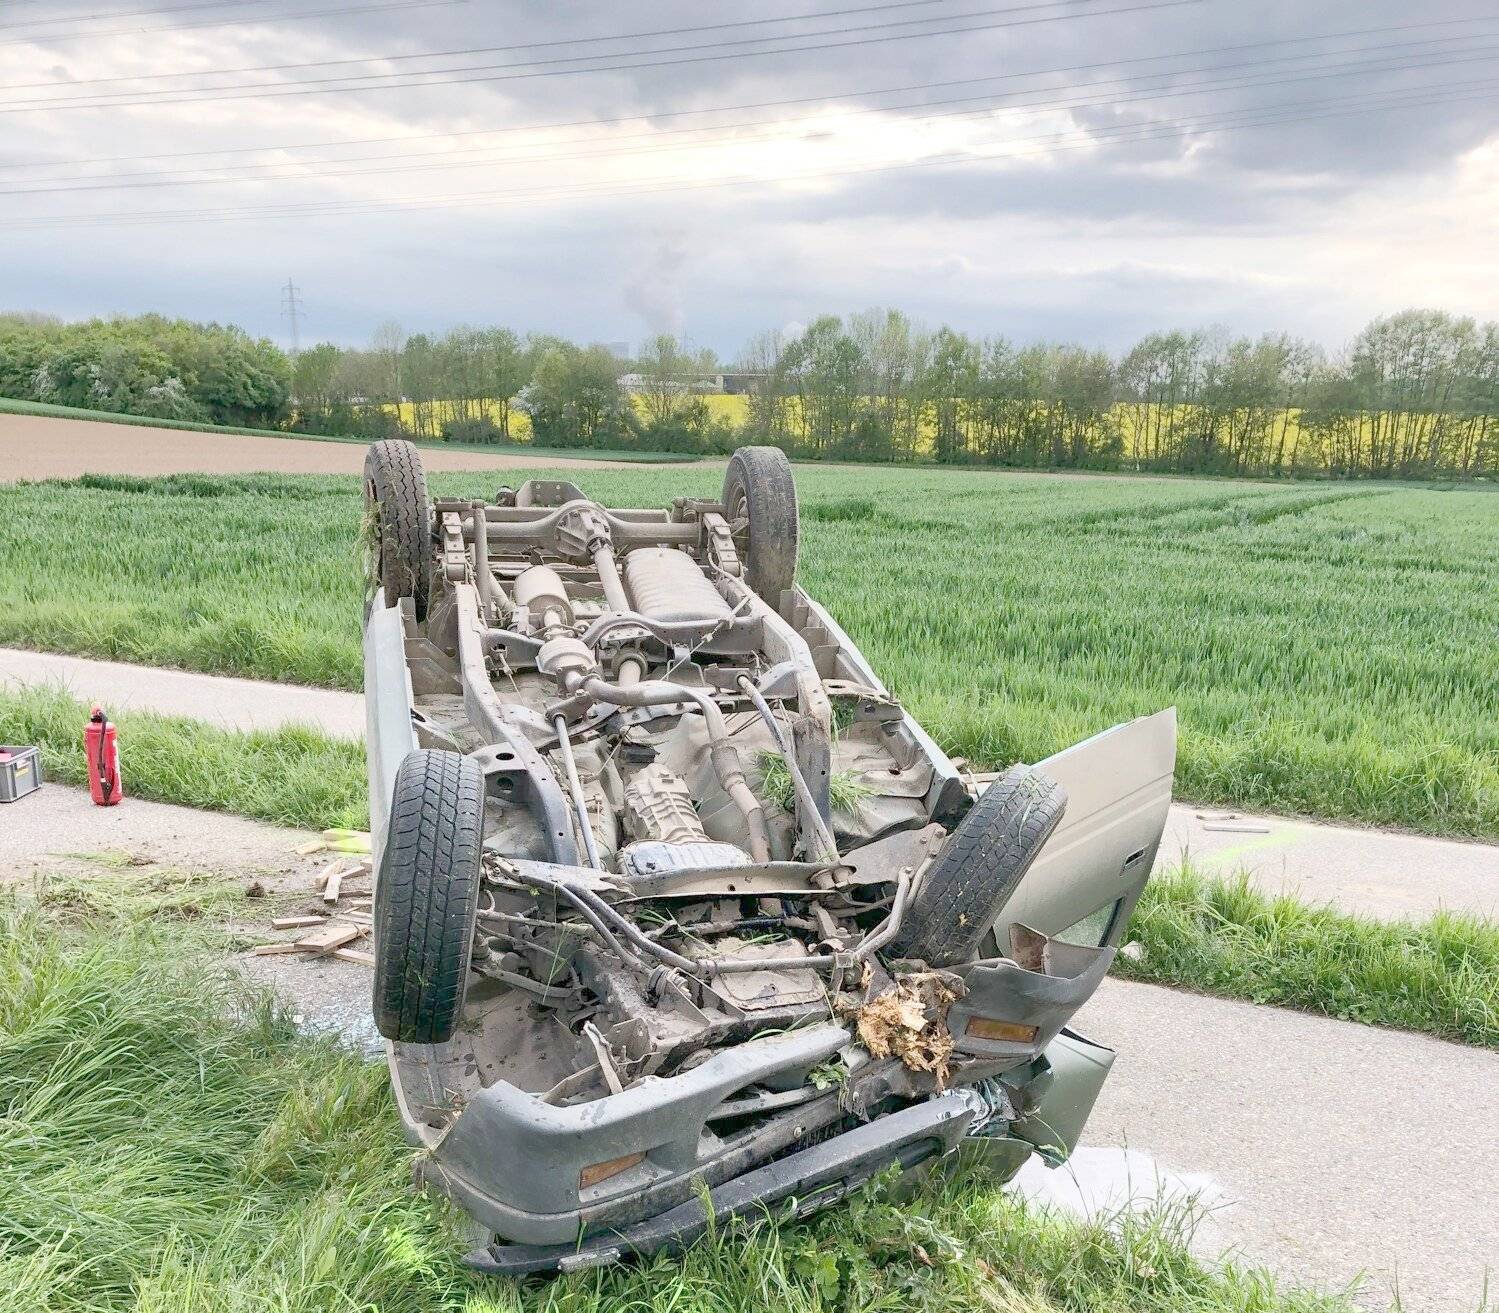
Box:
1121 866 1499 1046
0 887 1366 1313
755 749 873 815
0 683 366 831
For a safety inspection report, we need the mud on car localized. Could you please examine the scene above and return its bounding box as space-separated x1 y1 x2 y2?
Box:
360 441 1176 1275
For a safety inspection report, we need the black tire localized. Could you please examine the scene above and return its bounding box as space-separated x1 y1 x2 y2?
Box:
373 749 485 1044
890 766 1068 966
722 446 798 605
364 439 431 621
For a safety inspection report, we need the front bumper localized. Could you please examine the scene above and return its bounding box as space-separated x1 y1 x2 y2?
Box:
396 1024 1116 1276
405 1023 854 1248
464 1091 979 1276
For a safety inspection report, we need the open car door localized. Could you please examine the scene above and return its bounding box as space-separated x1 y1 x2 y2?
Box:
991 707 1177 951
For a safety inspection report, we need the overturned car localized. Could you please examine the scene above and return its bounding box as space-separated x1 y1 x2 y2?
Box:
360 441 1175 1275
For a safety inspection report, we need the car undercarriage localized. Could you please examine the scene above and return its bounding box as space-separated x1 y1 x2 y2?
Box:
360 441 1176 1274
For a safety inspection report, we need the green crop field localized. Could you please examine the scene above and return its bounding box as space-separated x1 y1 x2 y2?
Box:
0 465 1493 838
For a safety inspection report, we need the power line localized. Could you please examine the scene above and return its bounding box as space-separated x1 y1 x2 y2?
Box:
0 0 465 49
1 14 1487 175
5 79 1488 230
0 0 1204 112
6 41 1496 195
0 1 258 31
0 0 1025 86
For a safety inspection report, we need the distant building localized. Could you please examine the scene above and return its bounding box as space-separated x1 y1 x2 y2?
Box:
720 372 768 395
614 370 769 395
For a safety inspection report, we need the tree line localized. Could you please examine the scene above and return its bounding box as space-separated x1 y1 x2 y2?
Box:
0 312 289 428
2 307 1495 479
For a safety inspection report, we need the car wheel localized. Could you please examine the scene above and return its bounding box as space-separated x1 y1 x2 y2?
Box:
364 439 431 620
890 765 1067 966
373 749 485 1044
722 445 798 606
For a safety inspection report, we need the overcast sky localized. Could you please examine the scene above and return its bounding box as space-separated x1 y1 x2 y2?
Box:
1 0 1496 357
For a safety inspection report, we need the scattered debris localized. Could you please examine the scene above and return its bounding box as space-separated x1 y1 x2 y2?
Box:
295 921 363 955
294 830 371 857
101 848 154 867
322 865 344 904
332 947 376 967
244 880 266 899
249 857 377 967
1201 822 1272 834
851 971 961 1085
322 828 372 855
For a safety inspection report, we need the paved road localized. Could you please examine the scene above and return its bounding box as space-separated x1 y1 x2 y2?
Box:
6 648 1495 921
4 783 1495 1309
1066 979 1499 1313
0 777 325 879
1 647 366 739
1159 806 1499 920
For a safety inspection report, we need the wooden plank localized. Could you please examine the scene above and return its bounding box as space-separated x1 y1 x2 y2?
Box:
295 922 363 954
322 868 344 904
332 948 376 967
249 942 306 956
271 915 326 930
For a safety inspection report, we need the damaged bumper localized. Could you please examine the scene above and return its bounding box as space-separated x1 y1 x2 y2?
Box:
464 1090 978 1275
398 1020 1116 1274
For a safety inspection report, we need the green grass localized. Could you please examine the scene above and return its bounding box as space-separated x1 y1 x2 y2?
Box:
0 395 700 462
1123 867 1499 1046
0 466 1494 837
0 885 1365 1313
755 749 874 815
0 683 365 831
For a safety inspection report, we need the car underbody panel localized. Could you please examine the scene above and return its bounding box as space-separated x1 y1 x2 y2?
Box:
359 443 1176 1273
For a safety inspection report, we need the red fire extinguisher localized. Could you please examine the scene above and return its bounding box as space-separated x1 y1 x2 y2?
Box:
85 705 123 806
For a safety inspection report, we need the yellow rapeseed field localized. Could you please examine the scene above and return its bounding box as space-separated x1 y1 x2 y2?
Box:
382 395 1482 475
384 393 753 443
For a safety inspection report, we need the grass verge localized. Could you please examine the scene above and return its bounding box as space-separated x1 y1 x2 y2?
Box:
0 885 1363 1313
0 395 700 462
1122 866 1499 1047
0 682 366 832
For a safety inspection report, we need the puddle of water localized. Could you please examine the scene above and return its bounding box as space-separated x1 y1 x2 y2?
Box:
1008 1145 1225 1223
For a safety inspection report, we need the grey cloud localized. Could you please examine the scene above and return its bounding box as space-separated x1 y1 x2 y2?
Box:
1 0 1495 351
